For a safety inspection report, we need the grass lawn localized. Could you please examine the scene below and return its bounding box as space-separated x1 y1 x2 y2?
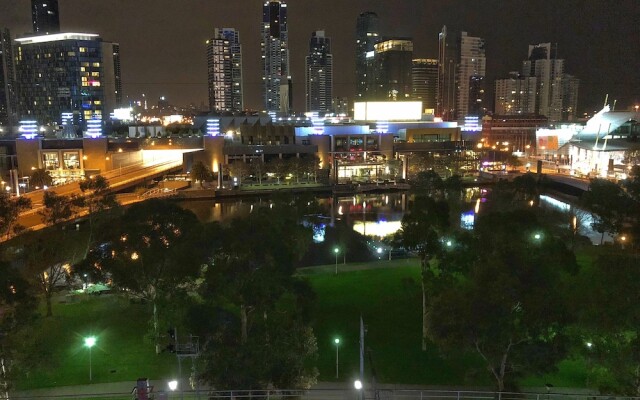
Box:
303 259 490 386
15 259 591 390
15 294 176 390
303 260 589 389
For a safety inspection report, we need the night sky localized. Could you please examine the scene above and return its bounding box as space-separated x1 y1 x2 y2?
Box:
1 0 638 114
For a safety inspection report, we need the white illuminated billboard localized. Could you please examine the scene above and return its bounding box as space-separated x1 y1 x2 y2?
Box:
354 101 422 121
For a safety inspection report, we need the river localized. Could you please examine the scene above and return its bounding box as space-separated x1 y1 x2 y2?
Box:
179 189 608 245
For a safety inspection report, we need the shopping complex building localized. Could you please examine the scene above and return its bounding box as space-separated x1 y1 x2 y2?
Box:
1 101 638 192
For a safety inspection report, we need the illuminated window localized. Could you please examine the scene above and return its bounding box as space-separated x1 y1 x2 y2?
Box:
42 152 60 170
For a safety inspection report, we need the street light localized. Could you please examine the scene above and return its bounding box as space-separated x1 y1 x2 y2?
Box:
334 247 339 275
354 379 363 390
168 380 178 391
84 336 97 381
334 338 340 379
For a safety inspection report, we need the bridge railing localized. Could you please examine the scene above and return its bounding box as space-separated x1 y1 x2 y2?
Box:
9 389 637 400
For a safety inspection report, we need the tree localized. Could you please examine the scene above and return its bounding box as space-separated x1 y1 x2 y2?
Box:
249 158 266 184
75 175 118 256
411 170 444 196
506 154 523 171
196 208 317 390
39 191 74 226
396 196 450 350
582 178 628 244
301 155 320 183
268 158 288 184
29 168 53 189
85 200 205 353
228 161 250 184
428 210 577 391
572 252 640 395
288 157 304 184
0 192 31 238
15 228 86 317
190 161 211 188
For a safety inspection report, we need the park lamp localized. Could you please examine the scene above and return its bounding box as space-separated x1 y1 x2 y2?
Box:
84 336 96 348
334 247 339 254
354 380 363 390
168 380 178 391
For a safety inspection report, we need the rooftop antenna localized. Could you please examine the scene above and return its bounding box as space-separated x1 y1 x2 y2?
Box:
612 99 617 111
603 94 609 109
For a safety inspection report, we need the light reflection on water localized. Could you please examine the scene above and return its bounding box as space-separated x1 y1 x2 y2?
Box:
179 189 602 242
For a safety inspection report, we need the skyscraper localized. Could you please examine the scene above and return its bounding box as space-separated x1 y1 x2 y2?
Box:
522 43 564 122
562 74 579 121
0 28 17 129
305 31 333 113
437 27 486 120
208 28 243 112
14 33 117 126
31 0 60 34
102 42 123 114
494 72 537 115
437 26 458 120
355 12 379 101
261 0 289 113
457 32 486 118
372 38 413 101
412 58 438 112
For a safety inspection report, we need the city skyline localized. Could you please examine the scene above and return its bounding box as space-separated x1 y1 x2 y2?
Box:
0 0 637 114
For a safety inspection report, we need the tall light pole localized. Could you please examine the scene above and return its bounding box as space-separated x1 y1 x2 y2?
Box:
334 338 340 379
84 336 96 381
334 247 339 275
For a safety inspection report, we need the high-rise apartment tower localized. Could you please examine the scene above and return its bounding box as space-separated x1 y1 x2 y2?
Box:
305 31 333 113
355 12 379 101
207 28 243 112
261 1 290 113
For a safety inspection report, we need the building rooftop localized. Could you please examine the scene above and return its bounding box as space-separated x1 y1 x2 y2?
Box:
15 32 99 44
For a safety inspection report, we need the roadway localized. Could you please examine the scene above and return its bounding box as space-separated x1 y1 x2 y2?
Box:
15 159 183 233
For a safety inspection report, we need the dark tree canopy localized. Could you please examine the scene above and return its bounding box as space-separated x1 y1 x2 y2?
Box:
429 210 578 391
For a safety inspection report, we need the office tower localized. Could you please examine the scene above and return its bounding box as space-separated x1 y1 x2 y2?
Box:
372 38 413 101
437 27 486 120
14 33 112 126
457 32 486 119
0 28 17 128
208 28 243 112
305 31 333 113
437 26 458 120
412 58 438 112
494 72 537 115
261 0 290 113
562 74 579 121
31 0 60 34
355 11 379 100
102 42 122 115
522 43 564 121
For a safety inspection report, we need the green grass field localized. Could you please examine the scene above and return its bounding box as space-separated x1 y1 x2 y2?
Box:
15 295 177 390
15 259 590 390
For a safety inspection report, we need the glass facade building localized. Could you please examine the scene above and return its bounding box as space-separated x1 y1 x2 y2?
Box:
15 33 106 127
305 31 333 113
355 11 379 101
261 0 289 112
